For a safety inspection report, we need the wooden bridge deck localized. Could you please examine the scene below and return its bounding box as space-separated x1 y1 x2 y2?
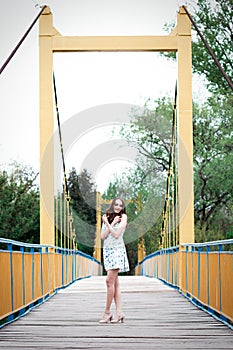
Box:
0 276 232 349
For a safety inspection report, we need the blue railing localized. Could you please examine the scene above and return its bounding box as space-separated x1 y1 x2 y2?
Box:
0 238 102 328
136 239 233 329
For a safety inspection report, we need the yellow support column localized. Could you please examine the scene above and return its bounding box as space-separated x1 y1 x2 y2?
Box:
138 237 146 263
39 7 55 245
177 7 195 245
177 7 195 287
137 193 146 263
94 192 102 262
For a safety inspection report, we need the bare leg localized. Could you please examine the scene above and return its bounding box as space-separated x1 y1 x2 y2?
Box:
104 269 119 314
114 274 123 315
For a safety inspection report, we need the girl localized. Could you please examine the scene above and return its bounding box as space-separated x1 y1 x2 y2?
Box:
99 197 129 323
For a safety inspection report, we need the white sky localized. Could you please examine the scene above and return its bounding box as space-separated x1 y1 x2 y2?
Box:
0 0 205 193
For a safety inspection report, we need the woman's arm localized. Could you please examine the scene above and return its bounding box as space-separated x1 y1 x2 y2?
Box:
100 215 120 240
100 223 110 240
103 214 127 239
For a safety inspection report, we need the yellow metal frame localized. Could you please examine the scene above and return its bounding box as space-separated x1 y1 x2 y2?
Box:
39 7 194 257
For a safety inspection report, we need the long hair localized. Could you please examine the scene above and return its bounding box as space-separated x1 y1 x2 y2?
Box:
105 197 126 224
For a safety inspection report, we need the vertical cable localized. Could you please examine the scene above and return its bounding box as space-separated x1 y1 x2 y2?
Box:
53 72 75 250
161 81 177 248
53 73 69 194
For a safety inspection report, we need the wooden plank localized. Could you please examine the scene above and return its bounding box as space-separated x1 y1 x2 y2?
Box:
0 276 232 349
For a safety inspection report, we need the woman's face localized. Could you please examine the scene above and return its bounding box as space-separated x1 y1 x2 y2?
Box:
113 199 124 214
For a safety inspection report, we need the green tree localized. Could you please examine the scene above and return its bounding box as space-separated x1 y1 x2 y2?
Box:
120 98 173 176
0 162 40 244
102 181 119 201
109 94 233 245
103 98 175 261
163 0 233 95
190 0 233 94
161 0 233 239
104 0 233 255
193 97 233 238
67 168 97 255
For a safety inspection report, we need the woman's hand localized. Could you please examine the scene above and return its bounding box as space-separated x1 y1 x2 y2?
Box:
101 213 126 240
113 216 121 225
102 214 121 225
102 214 108 224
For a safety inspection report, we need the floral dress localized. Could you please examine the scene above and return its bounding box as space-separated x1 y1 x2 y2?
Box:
102 222 130 273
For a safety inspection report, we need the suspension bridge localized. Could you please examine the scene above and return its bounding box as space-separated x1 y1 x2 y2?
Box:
0 4 232 349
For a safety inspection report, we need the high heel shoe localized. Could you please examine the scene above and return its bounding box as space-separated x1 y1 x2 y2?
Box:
99 313 113 324
110 314 125 323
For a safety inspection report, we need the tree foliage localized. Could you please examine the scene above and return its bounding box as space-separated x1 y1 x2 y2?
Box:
163 0 233 95
116 0 233 245
67 168 97 255
193 97 233 237
104 92 233 251
102 100 172 262
190 0 233 94
120 98 173 176
0 162 40 244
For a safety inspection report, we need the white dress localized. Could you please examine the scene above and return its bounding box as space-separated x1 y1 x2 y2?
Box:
102 222 130 273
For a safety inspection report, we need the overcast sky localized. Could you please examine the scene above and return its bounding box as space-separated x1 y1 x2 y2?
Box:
0 0 207 193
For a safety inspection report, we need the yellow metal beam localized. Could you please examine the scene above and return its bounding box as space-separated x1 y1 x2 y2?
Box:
52 35 177 52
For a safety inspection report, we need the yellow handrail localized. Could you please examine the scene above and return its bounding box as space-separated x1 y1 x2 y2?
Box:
136 239 233 329
0 238 102 327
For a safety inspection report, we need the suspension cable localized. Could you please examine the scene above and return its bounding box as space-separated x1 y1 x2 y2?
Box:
182 5 233 92
53 72 76 249
161 81 177 248
53 72 69 196
0 5 47 76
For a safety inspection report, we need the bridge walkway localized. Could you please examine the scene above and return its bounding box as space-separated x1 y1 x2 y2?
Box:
0 276 232 349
